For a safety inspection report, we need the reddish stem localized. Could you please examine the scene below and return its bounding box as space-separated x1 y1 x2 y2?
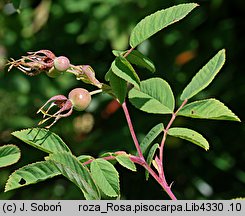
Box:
122 102 144 159
158 99 188 181
122 101 177 200
123 47 134 58
82 151 177 199
83 155 115 166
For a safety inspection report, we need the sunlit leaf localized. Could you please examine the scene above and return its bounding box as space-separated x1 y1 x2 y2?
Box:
128 78 174 114
178 98 240 121
180 49 226 100
130 3 198 48
112 50 124 56
5 161 60 192
111 56 140 88
0 145 20 168
90 158 120 197
115 154 136 172
168 127 209 150
48 152 100 200
11 128 71 154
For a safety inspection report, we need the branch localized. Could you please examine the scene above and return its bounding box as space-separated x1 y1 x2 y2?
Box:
158 99 188 181
123 47 134 58
122 101 144 159
122 100 177 200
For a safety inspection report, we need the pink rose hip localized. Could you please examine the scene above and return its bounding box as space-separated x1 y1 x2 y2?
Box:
68 88 91 111
53 56 70 71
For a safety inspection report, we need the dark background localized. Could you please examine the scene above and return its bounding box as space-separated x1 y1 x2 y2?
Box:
0 0 244 199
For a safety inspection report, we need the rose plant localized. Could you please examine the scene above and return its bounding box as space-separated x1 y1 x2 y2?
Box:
1 3 240 200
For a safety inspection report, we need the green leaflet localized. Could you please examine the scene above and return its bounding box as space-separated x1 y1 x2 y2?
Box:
145 143 159 181
107 50 156 104
11 128 71 154
106 69 127 104
5 160 61 192
90 158 120 197
130 3 198 48
168 127 209 151
77 155 94 163
48 152 100 200
111 56 140 88
177 98 240 121
140 123 164 155
105 68 112 82
112 50 124 56
0 145 20 168
115 154 137 172
126 50 155 73
99 152 116 158
128 78 175 114
112 50 155 73
180 49 226 100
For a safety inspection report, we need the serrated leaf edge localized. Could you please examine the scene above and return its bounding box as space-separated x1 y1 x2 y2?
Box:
11 127 71 153
4 160 60 192
130 3 199 48
91 159 120 197
0 144 21 168
180 49 226 100
178 98 241 122
49 152 101 200
115 154 137 172
168 127 209 151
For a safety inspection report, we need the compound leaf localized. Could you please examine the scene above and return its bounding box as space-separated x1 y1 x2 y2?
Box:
180 49 226 100
128 78 174 114
90 158 119 197
168 127 209 151
178 98 240 121
130 3 198 48
0 145 20 168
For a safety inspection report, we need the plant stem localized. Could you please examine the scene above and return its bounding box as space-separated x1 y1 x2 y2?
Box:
83 155 116 166
123 47 134 58
122 102 144 159
158 99 188 181
90 89 103 96
122 101 177 200
83 151 128 166
82 151 177 200
142 160 177 200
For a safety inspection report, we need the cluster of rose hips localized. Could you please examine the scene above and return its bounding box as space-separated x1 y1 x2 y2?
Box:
7 50 100 128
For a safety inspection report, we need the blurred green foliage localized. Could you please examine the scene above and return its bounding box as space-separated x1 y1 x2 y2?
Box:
0 0 244 199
